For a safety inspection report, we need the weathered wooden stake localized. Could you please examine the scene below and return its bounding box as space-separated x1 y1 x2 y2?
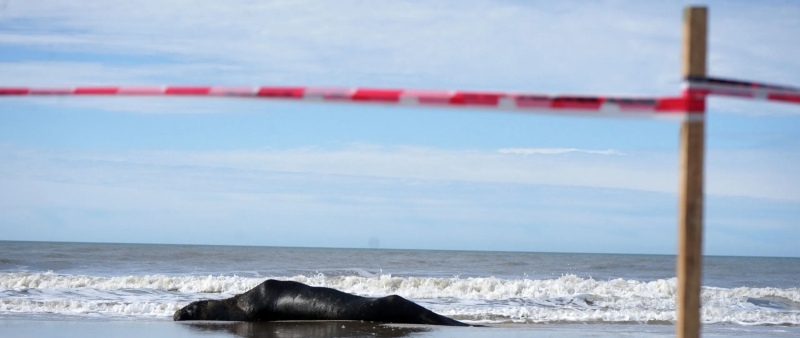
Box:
678 6 707 338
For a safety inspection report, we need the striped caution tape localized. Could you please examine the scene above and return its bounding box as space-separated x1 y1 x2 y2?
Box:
685 76 800 105
0 86 703 120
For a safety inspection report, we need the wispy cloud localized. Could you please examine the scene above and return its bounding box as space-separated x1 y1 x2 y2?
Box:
1 144 798 254
2 144 797 201
498 148 626 156
0 1 685 92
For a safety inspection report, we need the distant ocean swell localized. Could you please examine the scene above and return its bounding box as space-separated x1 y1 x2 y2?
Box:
1 272 798 325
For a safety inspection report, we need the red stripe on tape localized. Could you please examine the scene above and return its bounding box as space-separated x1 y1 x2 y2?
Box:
551 96 603 110
165 87 211 95
449 92 503 106
682 89 707 112
352 89 402 102
655 97 688 111
257 87 305 98
656 93 705 113
0 87 30 95
768 93 800 104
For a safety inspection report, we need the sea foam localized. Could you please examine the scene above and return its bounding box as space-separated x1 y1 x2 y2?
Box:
1 272 798 325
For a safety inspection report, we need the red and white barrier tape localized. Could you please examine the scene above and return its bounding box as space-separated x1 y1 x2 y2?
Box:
685 76 800 104
0 86 703 120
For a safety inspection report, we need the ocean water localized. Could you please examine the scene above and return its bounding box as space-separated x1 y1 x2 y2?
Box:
1 241 798 328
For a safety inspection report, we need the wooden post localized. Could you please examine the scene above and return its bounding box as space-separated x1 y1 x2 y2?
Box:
678 6 707 338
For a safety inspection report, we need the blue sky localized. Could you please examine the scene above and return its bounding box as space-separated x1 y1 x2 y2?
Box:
1 0 798 256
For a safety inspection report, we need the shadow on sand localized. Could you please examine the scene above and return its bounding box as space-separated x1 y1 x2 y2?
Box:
182 321 432 338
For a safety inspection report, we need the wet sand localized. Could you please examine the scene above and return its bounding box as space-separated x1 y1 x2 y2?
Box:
2 319 799 338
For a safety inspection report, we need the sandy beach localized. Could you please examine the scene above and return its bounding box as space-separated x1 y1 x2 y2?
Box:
2 319 799 338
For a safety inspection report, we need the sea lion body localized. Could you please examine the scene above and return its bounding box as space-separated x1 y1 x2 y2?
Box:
174 279 468 326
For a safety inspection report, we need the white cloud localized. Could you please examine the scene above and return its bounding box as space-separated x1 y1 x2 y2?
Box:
1 143 797 254
0 0 687 92
2 143 797 202
498 148 626 156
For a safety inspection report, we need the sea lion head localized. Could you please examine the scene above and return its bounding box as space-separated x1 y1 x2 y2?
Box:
174 300 223 321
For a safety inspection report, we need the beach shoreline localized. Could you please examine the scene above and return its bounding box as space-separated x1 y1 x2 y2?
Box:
3 243 798 336
2 318 799 338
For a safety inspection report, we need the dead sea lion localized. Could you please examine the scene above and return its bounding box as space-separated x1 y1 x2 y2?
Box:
174 279 470 326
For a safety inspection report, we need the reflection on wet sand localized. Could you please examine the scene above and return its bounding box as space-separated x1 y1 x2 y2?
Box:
183 321 432 338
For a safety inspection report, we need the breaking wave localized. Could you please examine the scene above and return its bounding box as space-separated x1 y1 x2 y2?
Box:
1 272 798 325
